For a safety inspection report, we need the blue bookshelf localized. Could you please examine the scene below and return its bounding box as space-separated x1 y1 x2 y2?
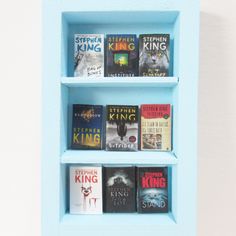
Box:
42 0 199 236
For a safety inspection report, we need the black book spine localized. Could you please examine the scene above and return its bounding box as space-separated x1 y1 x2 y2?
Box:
103 166 136 213
137 167 168 213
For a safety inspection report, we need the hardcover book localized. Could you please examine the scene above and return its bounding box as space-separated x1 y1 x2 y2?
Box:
106 105 138 151
74 34 104 77
137 167 168 213
141 104 171 151
71 104 103 150
106 34 138 77
139 34 170 77
103 166 136 213
70 166 103 214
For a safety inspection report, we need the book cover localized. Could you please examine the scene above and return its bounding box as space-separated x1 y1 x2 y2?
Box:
106 34 138 77
139 34 170 77
103 166 136 213
137 167 168 213
70 166 103 214
141 104 171 151
74 34 104 77
71 104 103 150
106 105 138 151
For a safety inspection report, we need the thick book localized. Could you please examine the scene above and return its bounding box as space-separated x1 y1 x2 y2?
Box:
139 34 170 76
137 167 168 213
106 105 138 151
103 166 136 213
70 166 103 214
74 34 104 77
106 34 138 77
71 104 103 150
141 104 171 151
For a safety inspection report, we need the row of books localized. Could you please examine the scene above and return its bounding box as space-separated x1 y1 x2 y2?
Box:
74 34 170 77
70 166 168 214
72 104 172 151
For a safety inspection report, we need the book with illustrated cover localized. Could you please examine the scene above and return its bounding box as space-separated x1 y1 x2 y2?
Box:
71 104 103 150
74 34 104 77
103 166 136 213
137 167 168 213
106 105 138 151
139 34 170 76
106 34 138 77
70 166 103 214
141 104 171 151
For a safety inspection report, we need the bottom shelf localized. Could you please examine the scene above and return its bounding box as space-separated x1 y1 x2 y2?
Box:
61 212 176 227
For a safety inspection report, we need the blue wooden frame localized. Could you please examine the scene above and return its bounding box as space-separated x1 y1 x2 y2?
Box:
42 0 199 235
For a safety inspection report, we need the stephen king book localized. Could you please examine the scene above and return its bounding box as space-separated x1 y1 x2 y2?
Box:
103 166 136 213
106 34 138 77
71 104 103 150
139 34 170 77
106 105 138 151
137 167 168 213
70 166 103 214
74 34 104 77
141 104 171 151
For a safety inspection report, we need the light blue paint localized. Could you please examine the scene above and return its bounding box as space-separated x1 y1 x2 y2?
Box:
43 0 199 235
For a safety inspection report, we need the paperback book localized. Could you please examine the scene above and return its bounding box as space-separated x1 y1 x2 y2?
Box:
106 34 138 77
71 104 103 150
74 34 104 77
137 167 168 213
141 104 171 151
103 166 136 213
70 166 103 214
139 34 170 76
106 105 138 151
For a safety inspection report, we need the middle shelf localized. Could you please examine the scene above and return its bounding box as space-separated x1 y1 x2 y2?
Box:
61 150 178 165
61 76 179 88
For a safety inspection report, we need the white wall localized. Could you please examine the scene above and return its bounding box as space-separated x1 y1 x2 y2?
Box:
198 1 236 235
0 0 235 236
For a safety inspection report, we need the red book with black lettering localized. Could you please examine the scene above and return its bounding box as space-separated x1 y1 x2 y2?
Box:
137 167 168 213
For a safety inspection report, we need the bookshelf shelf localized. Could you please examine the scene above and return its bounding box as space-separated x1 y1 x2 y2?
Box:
60 212 177 227
61 150 178 165
43 0 199 236
61 77 179 88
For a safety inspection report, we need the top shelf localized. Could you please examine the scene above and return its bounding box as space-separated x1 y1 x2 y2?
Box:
61 77 178 88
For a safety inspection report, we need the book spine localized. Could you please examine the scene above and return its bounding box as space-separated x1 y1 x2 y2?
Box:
141 104 171 151
103 166 136 213
70 166 103 214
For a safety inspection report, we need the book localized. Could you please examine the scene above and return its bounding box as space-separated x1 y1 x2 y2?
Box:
74 34 104 77
71 104 103 150
139 34 170 76
106 105 139 151
103 166 136 213
141 104 171 151
137 167 168 213
70 166 103 214
106 34 138 77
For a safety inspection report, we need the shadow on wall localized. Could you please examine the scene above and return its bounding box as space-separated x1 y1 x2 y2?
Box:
198 12 236 236
198 12 235 160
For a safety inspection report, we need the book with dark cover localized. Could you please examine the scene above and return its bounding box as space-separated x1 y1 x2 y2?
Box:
71 104 103 150
137 167 168 213
139 34 170 77
141 104 171 151
103 166 136 213
74 34 104 77
70 166 103 214
106 34 138 77
106 105 138 151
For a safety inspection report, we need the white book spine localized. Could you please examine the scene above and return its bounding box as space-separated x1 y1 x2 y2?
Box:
74 34 104 78
70 166 103 214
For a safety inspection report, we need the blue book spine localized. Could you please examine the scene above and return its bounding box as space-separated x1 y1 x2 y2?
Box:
71 104 103 150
